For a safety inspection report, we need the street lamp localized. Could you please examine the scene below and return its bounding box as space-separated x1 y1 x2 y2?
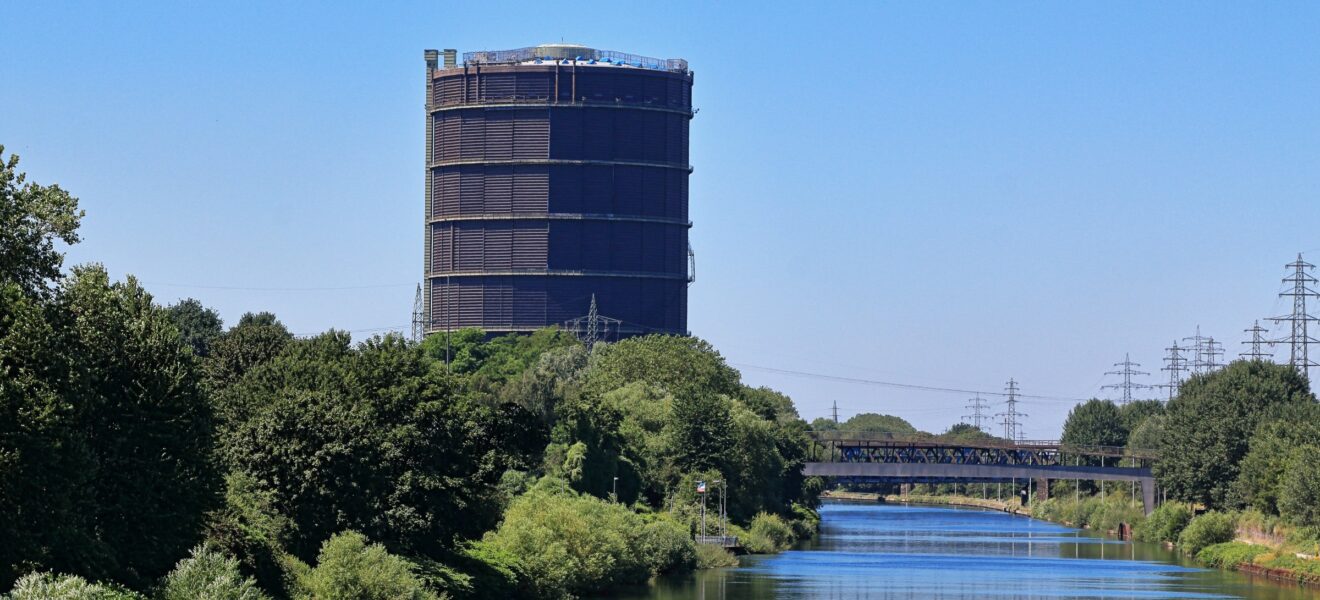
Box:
612 476 619 501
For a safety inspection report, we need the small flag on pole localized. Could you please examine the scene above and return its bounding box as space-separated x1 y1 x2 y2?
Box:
696 480 707 494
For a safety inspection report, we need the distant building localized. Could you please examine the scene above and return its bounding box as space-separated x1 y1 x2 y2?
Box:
422 44 694 338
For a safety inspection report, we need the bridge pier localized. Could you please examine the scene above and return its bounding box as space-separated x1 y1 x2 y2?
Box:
1035 478 1049 503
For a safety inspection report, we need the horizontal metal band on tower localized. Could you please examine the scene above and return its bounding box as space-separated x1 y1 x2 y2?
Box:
427 213 692 227
428 158 693 172
429 101 694 118
426 269 689 280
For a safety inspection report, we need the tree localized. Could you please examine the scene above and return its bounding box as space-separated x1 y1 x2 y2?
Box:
740 386 799 422
288 532 437 600
1231 402 1320 513
157 544 269 600
668 392 734 473
1279 445 1320 528
165 298 223 358
0 146 83 298
939 423 997 443
57 266 220 586
1118 399 1164 432
220 333 528 560
203 312 292 391
2 266 219 588
1126 414 1166 455
1156 360 1314 508
840 413 917 434
584 335 741 402
1061 399 1128 465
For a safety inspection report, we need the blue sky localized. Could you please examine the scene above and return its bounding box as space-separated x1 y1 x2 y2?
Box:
4 1 1318 436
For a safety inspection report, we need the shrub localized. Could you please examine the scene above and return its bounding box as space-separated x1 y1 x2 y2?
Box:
790 504 820 540
1196 542 1269 569
482 490 654 598
5 572 144 600
1178 512 1238 555
1135 502 1193 544
693 544 738 569
289 531 437 600
748 513 795 552
157 544 268 600
639 518 697 574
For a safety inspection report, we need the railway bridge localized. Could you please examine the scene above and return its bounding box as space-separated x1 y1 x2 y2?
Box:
803 432 1160 514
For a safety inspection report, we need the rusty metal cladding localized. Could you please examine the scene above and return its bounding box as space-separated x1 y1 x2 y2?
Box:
423 44 694 338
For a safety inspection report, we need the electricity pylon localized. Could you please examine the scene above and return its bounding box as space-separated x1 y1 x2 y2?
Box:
1157 341 1188 402
1269 253 1319 380
963 394 990 431
1241 321 1273 361
995 379 1025 442
1101 353 1150 405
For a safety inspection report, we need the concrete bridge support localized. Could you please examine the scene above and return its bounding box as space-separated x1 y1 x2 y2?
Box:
1035 478 1049 503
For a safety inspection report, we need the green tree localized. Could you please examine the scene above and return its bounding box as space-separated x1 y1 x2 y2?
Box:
1126 413 1166 455
5 572 144 600
1230 402 1320 513
289 532 437 600
1279 445 1320 528
841 413 918 434
219 333 528 560
939 422 997 443
809 417 839 432
482 489 661 598
1118 399 1164 432
58 267 220 586
584 335 741 401
740 386 799 422
0 146 83 298
157 544 268 600
669 392 734 473
1156 360 1314 508
1061 399 1128 465
165 298 223 358
203 312 292 391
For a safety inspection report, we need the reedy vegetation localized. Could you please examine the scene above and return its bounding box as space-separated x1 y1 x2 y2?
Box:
0 149 819 597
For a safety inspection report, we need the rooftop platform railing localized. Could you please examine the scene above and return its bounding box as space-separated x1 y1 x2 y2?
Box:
462 47 688 73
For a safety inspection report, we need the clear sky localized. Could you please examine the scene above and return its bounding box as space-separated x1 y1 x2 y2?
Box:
4 1 1319 437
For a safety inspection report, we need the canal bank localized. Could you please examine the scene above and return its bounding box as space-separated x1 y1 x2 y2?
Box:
622 500 1315 598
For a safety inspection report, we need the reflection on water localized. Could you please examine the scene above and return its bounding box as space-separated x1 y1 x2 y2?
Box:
622 502 1314 599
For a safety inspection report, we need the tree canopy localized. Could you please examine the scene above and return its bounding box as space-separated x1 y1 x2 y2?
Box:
1155 360 1315 508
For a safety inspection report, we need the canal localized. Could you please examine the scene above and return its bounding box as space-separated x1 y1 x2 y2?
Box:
622 501 1314 599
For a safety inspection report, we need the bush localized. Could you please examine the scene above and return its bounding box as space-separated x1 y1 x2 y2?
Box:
639 518 697 574
748 513 796 552
1178 512 1238 555
482 489 657 598
1196 542 1269 569
157 544 268 600
5 572 144 600
289 531 437 600
693 544 738 569
1135 502 1193 544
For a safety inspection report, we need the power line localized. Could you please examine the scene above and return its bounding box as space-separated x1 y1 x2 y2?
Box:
1101 352 1150 405
730 363 1090 402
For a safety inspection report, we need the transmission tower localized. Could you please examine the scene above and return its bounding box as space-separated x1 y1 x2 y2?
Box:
963 394 991 431
831 400 840 425
410 284 425 343
564 294 622 351
1203 337 1225 372
1102 353 1151 404
1269 253 1319 380
995 379 1026 442
1157 341 1188 401
1241 321 1274 361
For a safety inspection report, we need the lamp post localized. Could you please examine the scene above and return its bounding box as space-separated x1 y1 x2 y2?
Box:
713 479 725 537
612 476 619 502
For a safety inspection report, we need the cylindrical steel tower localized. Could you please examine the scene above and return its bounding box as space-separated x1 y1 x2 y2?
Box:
423 44 693 338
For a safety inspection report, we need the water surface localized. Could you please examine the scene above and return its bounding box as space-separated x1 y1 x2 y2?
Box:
622 501 1314 599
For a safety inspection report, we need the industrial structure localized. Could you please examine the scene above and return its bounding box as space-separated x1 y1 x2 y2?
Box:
421 44 694 338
